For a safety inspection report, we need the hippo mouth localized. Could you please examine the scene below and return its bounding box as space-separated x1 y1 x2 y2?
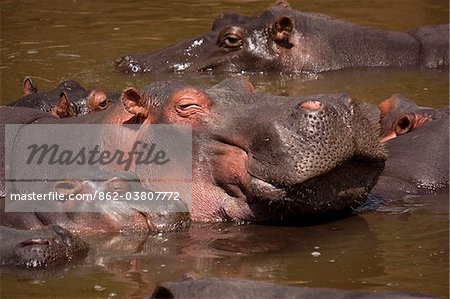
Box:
244 156 384 223
209 128 384 223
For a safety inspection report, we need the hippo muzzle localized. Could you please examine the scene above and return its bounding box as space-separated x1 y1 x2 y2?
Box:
192 88 386 223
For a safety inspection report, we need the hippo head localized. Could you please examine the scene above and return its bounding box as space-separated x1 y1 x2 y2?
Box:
115 1 335 74
50 89 113 118
378 94 449 142
46 171 190 233
11 225 89 268
120 77 386 223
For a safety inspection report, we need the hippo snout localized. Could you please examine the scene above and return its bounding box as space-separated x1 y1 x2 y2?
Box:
247 95 359 187
233 94 386 222
11 225 89 268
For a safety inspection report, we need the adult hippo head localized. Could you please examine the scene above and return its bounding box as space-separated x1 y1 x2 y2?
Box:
115 0 448 74
117 77 386 223
2 78 385 225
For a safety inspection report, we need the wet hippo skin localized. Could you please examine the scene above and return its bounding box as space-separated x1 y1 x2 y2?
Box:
116 0 449 75
150 278 436 299
8 77 116 118
1 77 386 268
0 170 188 268
0 225 88 268
371 94 449 199
2 77 386 225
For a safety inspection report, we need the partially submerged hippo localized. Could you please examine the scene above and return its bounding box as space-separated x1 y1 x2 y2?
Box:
151 277 435 299
2 77 385 223
116 0 449 75
372 94 449 198
1 78 386 267
8 77 115 117
0 170 187 268
0 224 88 268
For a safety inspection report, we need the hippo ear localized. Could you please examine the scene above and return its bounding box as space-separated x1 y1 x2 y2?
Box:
58 92 70 108
270 16 295 48
50 92 76 118
378 97 396 120
273 0 291 9
23 77 38 95
121 88 152 118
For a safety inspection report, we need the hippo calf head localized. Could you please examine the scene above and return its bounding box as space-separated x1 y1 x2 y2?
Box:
120 78 386 223
0 225 88 268
10 77 114 118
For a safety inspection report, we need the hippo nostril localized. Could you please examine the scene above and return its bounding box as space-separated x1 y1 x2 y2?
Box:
131 64 141 73
299 100 322 111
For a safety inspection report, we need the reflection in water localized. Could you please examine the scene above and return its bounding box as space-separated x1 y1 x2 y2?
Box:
1 197 448 298
0 0 448 298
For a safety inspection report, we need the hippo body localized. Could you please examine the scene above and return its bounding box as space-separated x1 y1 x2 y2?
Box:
116 1 449 75
8 78 116 117
1 78 386 267
372 95 449 199
151 278 435 299
1 77 385 222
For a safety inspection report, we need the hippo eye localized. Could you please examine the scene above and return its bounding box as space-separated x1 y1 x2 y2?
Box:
176 98 204 117
177 102 201 110
218 26 245 49
223 34 242 47
98 99 110 109
107 178 130 193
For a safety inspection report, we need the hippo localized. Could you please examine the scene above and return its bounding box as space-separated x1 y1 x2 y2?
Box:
150 277 436 299
371 94 449 199
0 170 187 268
1 77 386 223
8 77 115 117
1 77 386 267
115 0 449 75
1 170 189 234
0 224 88 268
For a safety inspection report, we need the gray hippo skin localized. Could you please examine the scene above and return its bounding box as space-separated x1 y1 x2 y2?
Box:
8 77 115 118
0 225 88 268
0 170 188 268
150 278 436 299
116 0 449 74
371 94 449 199
2 77 386 224
1 77 385 267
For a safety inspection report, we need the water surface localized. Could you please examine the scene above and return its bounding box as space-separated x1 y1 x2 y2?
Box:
0 0 448 298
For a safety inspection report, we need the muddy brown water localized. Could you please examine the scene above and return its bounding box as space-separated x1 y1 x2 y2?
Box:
0 0 449 298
